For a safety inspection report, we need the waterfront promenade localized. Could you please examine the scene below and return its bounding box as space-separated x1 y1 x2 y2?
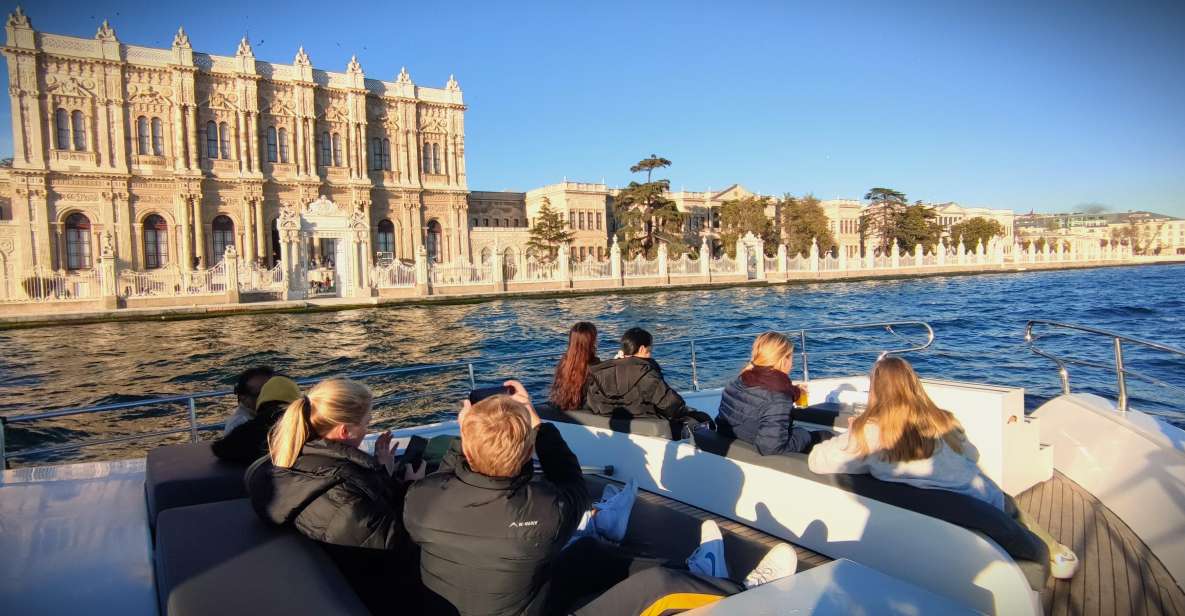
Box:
1 234 1178 328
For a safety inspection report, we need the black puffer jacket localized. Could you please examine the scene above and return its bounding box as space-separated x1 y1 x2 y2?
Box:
403 423 589 616
585 356 688 419
210 400 286 465
717 374 813 455
245 439 419 613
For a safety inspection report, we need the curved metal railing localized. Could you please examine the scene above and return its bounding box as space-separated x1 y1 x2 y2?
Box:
0 320 933 465
1025 319 1185 413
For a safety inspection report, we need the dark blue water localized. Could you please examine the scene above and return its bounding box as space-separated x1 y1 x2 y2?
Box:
2 263 1183 466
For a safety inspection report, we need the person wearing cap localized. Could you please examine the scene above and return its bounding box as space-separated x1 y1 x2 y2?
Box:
212 375 301 464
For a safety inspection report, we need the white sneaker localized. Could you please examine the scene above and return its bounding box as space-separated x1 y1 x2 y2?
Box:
687 520 730 579
1051 547 1079 580
592 478 638 543
744 543 798 588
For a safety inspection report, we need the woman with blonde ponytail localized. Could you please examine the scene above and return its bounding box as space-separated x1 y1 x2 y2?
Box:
246 378 426 611
716 332 829 455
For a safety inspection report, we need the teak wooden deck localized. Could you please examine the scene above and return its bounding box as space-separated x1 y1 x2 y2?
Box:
1017 472 1185 616
615 474 1184 615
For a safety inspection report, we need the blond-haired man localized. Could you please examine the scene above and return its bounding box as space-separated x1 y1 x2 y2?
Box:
404 380 590 616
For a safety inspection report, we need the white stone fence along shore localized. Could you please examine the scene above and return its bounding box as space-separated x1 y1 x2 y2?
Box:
0 231 1155 315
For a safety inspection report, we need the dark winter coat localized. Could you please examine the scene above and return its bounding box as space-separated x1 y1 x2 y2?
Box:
585 356 688 419
245 439 419 613
210 400 286 465
716 368 813 455
403 422 589 616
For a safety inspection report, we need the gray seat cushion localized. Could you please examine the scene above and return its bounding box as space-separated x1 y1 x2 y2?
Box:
145 443 249 529
154 499 369 616
691 427 1050 589
537 403 686 439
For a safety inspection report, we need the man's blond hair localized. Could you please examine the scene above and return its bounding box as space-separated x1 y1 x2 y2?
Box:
461 395 535 477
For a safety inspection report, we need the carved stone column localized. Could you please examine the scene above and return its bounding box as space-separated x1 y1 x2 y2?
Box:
241 199 256 263
255 199 267 265
176 193 192 271
187 105 200 170
192 197 207 268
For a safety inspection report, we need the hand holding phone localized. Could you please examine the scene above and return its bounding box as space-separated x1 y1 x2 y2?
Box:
468 385 513 404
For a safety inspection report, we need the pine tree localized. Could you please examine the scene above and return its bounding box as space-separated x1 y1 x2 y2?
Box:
526 198 574 262
613 155 687 258
780 194 836 256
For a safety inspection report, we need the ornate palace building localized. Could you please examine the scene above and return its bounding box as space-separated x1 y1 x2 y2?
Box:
0 9 1024 303
0 8 468 292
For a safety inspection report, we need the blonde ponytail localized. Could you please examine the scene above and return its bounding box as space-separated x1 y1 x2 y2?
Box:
268 378 373 468
744 332 794 372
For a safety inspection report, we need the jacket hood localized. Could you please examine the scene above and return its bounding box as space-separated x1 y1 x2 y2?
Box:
247 439 380 526
740 367 798 397
588 356 656 397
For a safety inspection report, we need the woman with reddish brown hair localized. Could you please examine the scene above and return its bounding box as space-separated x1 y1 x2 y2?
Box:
549 321 601 410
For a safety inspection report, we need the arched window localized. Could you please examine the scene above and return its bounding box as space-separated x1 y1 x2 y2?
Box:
136 116 150 154
219 122 230 159
483 218 489 227
151 117 164 156
480 247 492 264
371 138 382 170
278 128 289 163
206 121 219 158
211 216 235 262
422 143 432 174
55 108 70 149
503 218 510 227
431 143 441 175
382 139 391 171
71 111 86 151
513 218 520 227
266 126 278 163
493 219 499 227
426 220 442 263
320 132 331 166
64 213 92 270
376 219 395 255
142 214 169 269
332 133 342 166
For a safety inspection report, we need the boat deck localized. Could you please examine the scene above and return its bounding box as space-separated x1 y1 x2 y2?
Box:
1017 472 1185 616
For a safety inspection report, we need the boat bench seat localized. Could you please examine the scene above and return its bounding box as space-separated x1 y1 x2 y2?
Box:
691 428 1050 590
537 403 687 440
145 442 249 529
154 498 369 616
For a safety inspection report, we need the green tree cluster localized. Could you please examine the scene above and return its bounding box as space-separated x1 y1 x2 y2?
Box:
858 188 942 253
613 155 687 257
779 194 835 257
948 217 1004 251
718 196 778 257
525 198 574 262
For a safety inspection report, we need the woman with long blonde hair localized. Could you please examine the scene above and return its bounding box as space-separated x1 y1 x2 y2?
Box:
809 356 1078 578
716 332 827 455
246 378 425 611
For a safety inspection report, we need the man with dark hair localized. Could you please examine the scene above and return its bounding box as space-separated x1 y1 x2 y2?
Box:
223 366 276 435
586 327 705 423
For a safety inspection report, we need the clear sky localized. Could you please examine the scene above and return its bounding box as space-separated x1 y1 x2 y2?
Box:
3 0 1183 216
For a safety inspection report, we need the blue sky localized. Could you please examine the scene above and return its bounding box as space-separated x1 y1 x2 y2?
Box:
3 0 1184 216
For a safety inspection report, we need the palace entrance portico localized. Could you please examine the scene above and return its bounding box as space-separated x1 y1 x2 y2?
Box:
276 197 374 299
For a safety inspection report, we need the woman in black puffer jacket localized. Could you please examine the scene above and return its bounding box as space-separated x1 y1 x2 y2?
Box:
245 378 424 614
716 332 827 455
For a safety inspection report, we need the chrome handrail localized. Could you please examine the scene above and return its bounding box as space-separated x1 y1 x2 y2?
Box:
1025 319 1185 413
0 320 932 464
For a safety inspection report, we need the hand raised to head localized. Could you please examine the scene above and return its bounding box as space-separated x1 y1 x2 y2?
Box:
503 380 540 429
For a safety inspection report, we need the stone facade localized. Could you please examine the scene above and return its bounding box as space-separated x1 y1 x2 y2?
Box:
0 9 468 282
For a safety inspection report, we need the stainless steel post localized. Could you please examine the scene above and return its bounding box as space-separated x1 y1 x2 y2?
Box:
1114 337 1128 412
1058 365 1071 395
689 341 699 391
187 398 199 442
467 363 476 389
0 417 7 469
798 330 810 382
